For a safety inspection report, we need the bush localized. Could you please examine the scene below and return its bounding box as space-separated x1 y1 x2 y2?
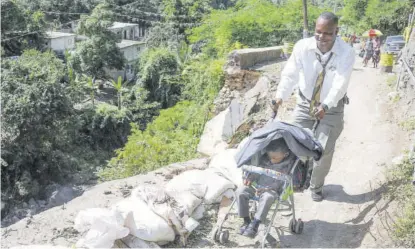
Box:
121 85 161 130
98 100 209 180
181 55 225 102
1 50 77 199
138 47 181 108
189 0 323 57
386 152 415 247
77 103 132 151
0 50 134 204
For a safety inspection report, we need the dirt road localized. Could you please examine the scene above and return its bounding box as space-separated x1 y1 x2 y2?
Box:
185 56 411 248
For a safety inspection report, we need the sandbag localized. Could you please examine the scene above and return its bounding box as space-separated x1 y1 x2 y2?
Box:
131 186 188 238
74 208 129 249
166 169 235 205
208 149 243 186
112 197 176 243
11 246 71 249
191 204 205 220
165 180 205 216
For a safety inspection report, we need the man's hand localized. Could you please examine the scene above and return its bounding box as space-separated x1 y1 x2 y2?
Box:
271 98 283 114
314 104 326 120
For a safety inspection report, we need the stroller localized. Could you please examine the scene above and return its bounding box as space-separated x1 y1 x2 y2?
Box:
211 120 323 248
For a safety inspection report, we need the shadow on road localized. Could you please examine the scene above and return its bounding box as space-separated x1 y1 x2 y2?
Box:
276 219 374 248
323 184 386 204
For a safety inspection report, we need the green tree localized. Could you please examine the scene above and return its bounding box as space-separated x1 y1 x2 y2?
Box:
1 50 74 199
69 3 125 79
1 0 47 56
137 47 181 108
189 0 324 57
111 76 124 110
340 0 411 35
98 100 208 180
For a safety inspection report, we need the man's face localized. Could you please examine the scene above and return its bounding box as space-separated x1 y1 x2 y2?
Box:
314 18 338 52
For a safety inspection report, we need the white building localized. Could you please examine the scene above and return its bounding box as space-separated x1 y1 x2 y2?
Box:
45 31 76 53
60 21 147 41
108 40 146 81
109 22 143 41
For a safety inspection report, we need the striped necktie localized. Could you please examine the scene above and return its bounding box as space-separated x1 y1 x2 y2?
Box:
310 52 334 116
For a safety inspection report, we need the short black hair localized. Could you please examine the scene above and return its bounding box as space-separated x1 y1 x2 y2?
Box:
318 12 339 25
265 139 289 154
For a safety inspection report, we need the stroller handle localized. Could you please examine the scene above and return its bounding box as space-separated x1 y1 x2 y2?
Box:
241 165 289 182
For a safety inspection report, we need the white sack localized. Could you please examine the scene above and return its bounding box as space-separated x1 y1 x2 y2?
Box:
11 246 70 249
112 197 175 243
208 149 243 186
166 169 235 205
131 186 187 238
74 208 129 249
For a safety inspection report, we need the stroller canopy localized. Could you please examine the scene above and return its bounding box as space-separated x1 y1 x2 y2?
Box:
235 121 323 167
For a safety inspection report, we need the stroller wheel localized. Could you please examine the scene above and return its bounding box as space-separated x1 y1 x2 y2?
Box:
289 218 296 233
289 218 304 234
211 227 219 241
219 230 229 244
295 219 304 234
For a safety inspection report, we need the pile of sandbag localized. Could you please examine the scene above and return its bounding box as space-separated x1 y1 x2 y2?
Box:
73 155 243 248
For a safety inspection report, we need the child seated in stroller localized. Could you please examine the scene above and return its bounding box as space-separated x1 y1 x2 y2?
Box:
236 138 296 238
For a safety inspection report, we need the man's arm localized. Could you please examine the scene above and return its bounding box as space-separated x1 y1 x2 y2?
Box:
322 48 355 109
275 41 304 103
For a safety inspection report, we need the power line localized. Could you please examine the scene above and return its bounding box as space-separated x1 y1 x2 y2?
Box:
42 11 200 26
1 20 74 42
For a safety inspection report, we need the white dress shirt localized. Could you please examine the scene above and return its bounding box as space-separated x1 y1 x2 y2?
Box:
276 37 355 109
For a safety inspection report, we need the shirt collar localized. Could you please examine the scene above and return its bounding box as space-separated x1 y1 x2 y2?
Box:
307 36 341 55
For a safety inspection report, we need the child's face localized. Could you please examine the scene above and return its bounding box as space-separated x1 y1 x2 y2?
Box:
267 151 287 164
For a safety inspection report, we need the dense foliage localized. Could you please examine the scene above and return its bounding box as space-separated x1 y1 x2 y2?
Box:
340 0 413 36
69 3 125 79
189 0 324 57
0 50 129 202
386 153 415 248
1 0 47 56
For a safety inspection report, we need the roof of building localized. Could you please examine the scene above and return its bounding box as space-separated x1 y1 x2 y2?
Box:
116 40 146 49
46 31 76 39
109 22 139 30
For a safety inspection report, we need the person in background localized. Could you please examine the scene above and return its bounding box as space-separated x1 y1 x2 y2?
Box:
349 34 356 47
372 37 381 67
272 12 355 202
363 38 374 67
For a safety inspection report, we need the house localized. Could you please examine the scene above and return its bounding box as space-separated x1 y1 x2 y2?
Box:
45 31 76 53
107 40 146 81
109 22 147 41
60 21 147 41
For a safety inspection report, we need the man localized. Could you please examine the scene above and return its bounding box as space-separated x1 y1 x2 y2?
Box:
272 12 355 202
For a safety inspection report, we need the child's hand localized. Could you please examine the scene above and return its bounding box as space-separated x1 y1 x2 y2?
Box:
256 188 269 196
243 179 252 186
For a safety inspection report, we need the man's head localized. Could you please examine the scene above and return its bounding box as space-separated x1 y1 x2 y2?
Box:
265 139 290 164
315 12 339 53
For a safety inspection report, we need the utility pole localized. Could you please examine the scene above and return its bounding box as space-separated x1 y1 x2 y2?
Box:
302 0 309 38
